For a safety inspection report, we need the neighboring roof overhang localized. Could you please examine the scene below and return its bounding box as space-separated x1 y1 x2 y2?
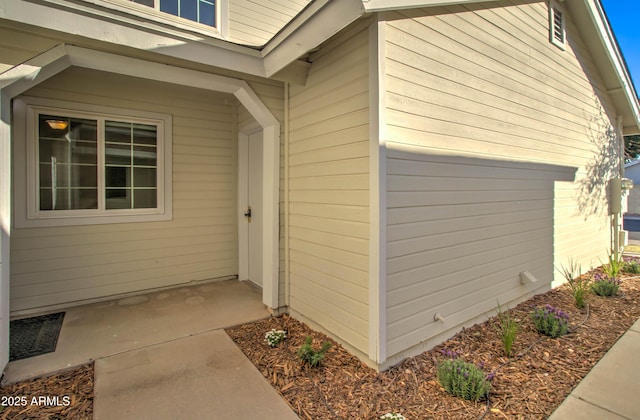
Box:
1 0 639 132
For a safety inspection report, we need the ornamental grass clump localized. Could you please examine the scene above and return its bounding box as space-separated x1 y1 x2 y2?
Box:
531 305 569 338
494 301 519 357
437 350 490 402
558 260 589 308
264 329 287 347
602 251 624 279
590 274 621 297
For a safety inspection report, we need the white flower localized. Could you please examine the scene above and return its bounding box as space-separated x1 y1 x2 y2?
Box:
380 413 406 420
265 329 287 347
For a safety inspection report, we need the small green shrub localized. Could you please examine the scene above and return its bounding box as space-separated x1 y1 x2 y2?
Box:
558 260 589 308
602 251 624 279
622 259 640 274
264 329 287 347
297 336 331 367
531 305 569 338
437 357 490 402
494 301 518 357
590 274 621 297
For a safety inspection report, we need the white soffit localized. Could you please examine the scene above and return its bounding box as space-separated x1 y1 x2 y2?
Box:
361 0 500 12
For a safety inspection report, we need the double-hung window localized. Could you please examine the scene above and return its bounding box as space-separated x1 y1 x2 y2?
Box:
14 97 173 227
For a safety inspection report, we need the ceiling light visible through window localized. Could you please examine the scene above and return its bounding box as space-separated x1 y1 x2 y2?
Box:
46 120 68 130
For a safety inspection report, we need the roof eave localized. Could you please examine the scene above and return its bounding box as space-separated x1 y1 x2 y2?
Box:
567 0 640 135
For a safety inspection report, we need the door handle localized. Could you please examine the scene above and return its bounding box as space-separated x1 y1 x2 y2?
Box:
244 207 252 221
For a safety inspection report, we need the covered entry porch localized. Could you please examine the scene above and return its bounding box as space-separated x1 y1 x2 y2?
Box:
0 45 282 373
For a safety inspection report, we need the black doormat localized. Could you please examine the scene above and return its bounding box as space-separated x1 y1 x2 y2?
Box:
9 312 65 361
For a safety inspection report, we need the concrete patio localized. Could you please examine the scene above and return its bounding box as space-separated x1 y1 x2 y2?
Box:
3 279 270 384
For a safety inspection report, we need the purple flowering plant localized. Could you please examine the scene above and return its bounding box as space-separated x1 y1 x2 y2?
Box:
531 304 569 338
591 273 621 297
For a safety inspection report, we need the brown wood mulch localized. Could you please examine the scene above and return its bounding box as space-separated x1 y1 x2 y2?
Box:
226 268 640 420
0 264 638 420
0 364 93 419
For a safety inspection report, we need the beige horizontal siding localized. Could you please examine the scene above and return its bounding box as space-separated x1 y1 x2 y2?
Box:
11 67 241 311
383 1 618 360
227 0 310 45
288 23 370 354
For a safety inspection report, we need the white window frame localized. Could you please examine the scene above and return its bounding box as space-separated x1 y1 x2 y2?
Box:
13 97 173 227
40 0 228 39
549 0 567 50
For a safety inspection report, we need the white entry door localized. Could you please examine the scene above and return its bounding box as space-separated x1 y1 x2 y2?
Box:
247 130 263 287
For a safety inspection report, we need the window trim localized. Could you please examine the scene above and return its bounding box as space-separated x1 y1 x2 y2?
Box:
40 0 228 40
549 0 567 50
14 97 173 227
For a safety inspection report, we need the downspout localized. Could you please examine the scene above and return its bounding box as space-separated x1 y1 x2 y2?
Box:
284 82 291 308
613 115 624 260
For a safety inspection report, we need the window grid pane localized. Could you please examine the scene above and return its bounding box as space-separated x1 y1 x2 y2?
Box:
38 113 158 213
38 114 98 210
157 0 215 26
105 121 157 210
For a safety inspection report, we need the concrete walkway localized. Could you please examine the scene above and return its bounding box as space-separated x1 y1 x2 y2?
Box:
94 330 299 419
3 280 299 419
549 317 640 419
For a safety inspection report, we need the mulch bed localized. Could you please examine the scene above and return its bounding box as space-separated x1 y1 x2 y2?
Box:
0 364 93 419
1 263 638 419
226 267 640 419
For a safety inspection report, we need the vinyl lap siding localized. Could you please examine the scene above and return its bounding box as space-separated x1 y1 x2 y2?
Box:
383 1 618 359
11 67 239 311
227 0 311 45
288 24 370 354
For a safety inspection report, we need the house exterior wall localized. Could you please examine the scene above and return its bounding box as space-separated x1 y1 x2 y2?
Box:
287 21 371 356
228 0 311 46
625 163 640 214
11 67 241 311
381 1 620 363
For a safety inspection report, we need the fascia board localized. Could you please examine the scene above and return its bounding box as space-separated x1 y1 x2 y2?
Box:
361 0 500 12
262 0 365 78
583 0 640 132
0 0 267 78
0 45 72 97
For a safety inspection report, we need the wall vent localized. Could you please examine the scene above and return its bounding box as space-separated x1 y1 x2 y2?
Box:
550 1 566 50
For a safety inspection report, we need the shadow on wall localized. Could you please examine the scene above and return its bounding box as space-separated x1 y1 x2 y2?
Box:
384 147 577 360
576 96 619 219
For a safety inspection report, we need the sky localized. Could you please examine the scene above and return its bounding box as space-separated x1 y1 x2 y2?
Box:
600 0 640 95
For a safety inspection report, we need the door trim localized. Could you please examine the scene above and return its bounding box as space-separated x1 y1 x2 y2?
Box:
237 121 261 283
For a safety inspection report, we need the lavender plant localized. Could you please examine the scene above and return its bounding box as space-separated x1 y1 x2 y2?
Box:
531 305 569 338
622 258 640 274
437 350 490 402
590 274 621 297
